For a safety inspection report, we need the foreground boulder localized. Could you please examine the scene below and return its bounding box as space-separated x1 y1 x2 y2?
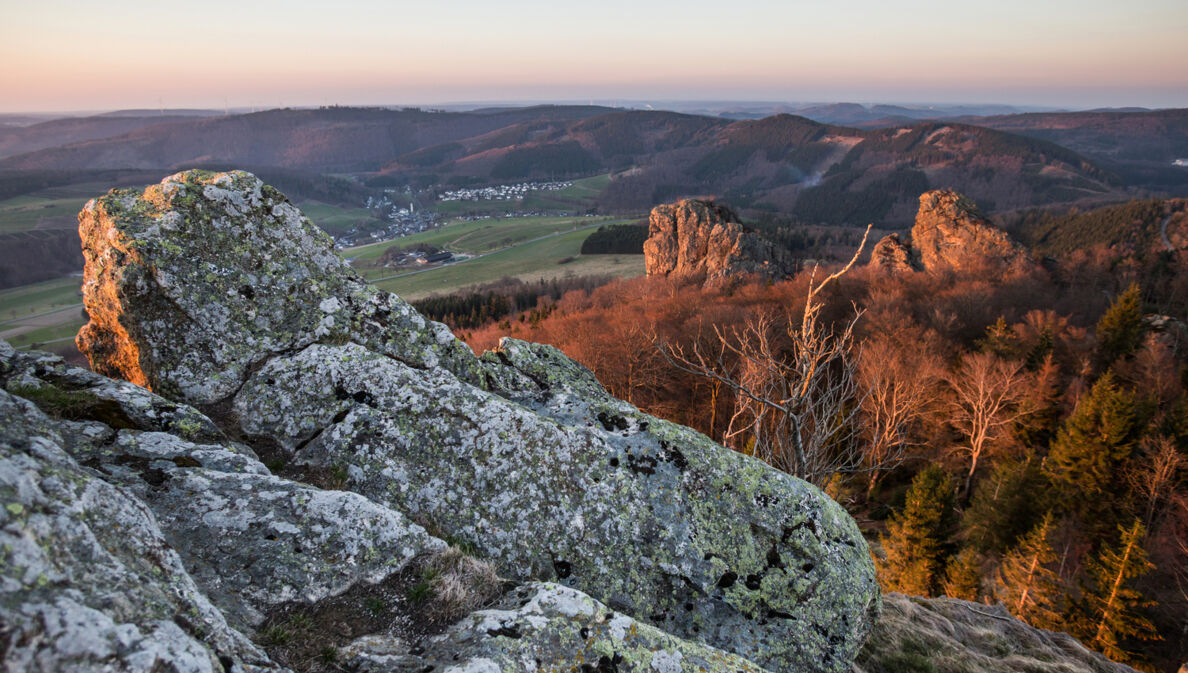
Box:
644 199 796 282
76 170 480 405
1 341 766 672
869 189 1032 273
74 170 879 672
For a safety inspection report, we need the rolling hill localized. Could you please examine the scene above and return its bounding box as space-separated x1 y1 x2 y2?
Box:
0 105 1154 226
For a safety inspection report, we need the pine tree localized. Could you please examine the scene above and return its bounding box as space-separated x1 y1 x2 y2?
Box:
1095 283 1144 367
996 512 1065 630
1074 519 1159 665
876 465 957 596
942 547 983 602
963 457 1048 554
979 316 1021 359
1045 372 1141 522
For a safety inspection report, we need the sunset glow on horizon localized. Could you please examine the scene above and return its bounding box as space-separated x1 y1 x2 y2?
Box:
3 0 1186 113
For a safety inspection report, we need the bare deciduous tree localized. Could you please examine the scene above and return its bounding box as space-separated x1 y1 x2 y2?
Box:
944 351 1032 496
856 336 942 496
1129 436 1184 528
658 226 871 486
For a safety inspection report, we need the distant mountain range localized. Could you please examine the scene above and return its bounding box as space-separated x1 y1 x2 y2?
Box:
1 105 1185 226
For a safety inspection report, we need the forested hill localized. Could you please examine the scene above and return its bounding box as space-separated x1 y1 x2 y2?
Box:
0 106 1138 226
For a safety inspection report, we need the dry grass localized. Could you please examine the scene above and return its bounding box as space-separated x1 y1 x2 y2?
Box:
421 545 503 621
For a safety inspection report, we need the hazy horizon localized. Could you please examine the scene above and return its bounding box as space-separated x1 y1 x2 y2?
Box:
3 0 1187 113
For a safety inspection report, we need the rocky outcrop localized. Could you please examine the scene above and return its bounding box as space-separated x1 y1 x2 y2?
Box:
869 233 920 272
75 170 480 405
856 593 1137 673
869 189 1032 273
63 170 880 672
644 199 796 282
912 190 1029 271
2 339 769 673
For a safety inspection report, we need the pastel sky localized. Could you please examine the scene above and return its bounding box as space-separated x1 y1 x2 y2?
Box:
2 0 1186 112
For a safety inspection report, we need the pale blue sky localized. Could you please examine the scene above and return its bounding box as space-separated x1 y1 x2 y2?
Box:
2 0 1185 111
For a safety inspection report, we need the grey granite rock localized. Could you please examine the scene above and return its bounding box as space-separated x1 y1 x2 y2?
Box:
342 582 768 672
76 170 481 406
0 387 281 672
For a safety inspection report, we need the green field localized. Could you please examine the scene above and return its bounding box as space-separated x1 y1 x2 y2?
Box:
0 276 83 323
373 227 645 300
344 215 620 279
297 200 388 236
521 173 610 210
0 181 127 234
3 319 85 350
430 199 520 217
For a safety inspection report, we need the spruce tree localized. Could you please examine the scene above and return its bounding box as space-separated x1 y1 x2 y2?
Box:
963 457 1048 554
876 465 957 596
1095 283 1144 367
1075 519 1159 665
996 512 1065 630
942 547 983 602
1045 372 1141 522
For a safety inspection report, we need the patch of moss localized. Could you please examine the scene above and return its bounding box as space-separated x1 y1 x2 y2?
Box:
9 382 137 429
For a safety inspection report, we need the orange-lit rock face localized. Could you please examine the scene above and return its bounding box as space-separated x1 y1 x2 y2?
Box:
866 189 1032 274
74 169 480 405
911 189 1030 272
644 198 795 282
77 195 151 390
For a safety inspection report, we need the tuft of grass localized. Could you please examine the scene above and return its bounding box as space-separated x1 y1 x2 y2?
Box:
260 625 292 646
407 580 432 604
328 464 350 489
420 545 503 621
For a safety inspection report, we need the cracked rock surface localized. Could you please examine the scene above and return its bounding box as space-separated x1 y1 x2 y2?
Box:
0 361 279 672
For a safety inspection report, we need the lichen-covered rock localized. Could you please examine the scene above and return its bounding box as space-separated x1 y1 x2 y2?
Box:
869 233 920 272
232 342 879 673
88 433 446 630
2 341 225 444
910 189 1031 272
0 387 281 672
341 583 768 672
643 199 796 282
1 340 446 633
855 593 1138 673
75 173 881 673
76 170 481 405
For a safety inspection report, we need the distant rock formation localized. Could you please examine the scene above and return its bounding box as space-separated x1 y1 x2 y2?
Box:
870 233 920 272
870 189 1032 273
644 198 796 282
54 170 881 672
